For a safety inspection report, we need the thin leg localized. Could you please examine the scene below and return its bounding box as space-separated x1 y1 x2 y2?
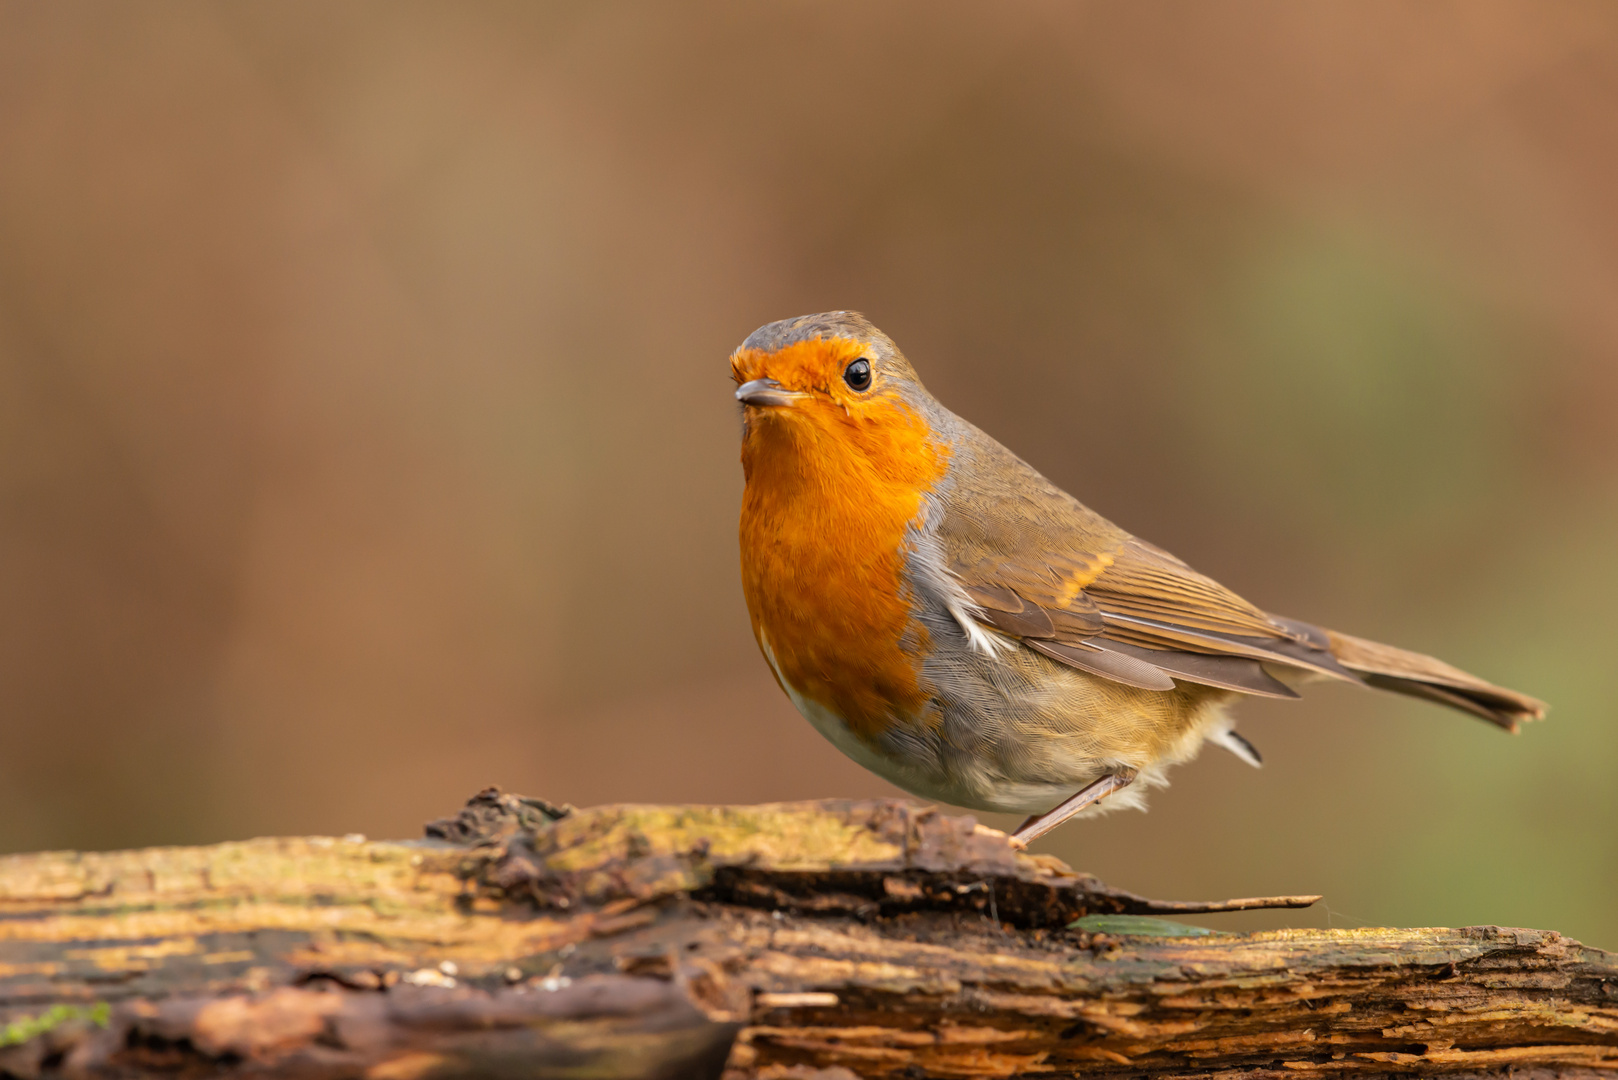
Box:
1011 769 1137 846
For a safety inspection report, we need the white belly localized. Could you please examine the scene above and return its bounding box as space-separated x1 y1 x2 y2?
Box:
758 631 1230 816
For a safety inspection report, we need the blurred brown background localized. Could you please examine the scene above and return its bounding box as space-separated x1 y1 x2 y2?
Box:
1 2 1614 947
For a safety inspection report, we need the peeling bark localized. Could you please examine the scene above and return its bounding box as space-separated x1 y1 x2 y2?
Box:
0 791 1612 1079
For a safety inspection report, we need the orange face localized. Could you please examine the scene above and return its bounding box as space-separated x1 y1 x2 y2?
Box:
732 335 950 742
731 335 885 412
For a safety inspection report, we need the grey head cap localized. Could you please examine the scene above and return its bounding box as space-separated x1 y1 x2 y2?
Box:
741 311 921 385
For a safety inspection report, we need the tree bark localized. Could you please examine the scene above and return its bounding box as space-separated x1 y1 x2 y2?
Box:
0 790 1613 1079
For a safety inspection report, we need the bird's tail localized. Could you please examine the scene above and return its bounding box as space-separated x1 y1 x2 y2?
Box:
1324 629 1547 732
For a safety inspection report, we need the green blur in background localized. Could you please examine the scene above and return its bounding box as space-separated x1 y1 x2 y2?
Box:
0 3 1613 948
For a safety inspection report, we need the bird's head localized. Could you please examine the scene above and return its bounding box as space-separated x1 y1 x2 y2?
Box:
730 312 945 486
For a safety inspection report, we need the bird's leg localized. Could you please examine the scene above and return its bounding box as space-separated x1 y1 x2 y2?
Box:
1011 769 1138 846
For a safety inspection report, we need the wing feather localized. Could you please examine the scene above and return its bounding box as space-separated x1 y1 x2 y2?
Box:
939 489 1331 692
1025 639 1177 691
1096 641 1302 699
927 429 1544 722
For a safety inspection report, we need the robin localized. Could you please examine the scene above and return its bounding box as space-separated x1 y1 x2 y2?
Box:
732 311 1546 843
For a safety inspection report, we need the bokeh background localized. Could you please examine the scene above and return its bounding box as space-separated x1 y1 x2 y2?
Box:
2 2 1615 947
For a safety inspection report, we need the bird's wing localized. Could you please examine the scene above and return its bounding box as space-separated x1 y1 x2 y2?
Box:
933 437 1544 726
949 536 1333 697
933 448 1340 697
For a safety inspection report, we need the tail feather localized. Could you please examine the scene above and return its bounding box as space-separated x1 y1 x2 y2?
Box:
1323 628 1547 732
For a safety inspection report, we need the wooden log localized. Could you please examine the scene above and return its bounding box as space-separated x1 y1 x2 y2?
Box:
0 790 1613 1079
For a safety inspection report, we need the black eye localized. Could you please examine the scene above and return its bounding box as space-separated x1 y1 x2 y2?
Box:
843 358 872 391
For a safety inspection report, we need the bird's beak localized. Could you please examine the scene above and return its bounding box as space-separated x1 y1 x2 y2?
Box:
735 378 808 407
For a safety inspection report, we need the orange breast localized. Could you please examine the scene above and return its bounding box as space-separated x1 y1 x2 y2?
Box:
739 392 949 742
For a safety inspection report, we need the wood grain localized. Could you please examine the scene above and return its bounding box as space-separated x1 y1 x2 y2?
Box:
0 791 1611 1079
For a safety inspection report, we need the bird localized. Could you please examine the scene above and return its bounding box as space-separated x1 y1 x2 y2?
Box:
731 311 1546 844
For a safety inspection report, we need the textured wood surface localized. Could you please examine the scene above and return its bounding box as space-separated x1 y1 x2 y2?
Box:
0 791 1612 1079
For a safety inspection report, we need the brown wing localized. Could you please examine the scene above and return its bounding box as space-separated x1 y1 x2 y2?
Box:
953 536 1547 727
951 539 1312 699
933 428 1544 725
1083 540 1361 683
934 433 1321 698
953 557 1178 692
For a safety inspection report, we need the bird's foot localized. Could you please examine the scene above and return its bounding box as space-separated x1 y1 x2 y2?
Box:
1011 769 1138 845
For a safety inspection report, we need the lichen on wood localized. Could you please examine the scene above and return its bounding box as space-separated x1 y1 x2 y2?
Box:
0 790 1612 1079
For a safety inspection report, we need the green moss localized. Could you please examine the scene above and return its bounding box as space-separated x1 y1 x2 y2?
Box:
1069 914 1219 937
542 804 903 876
0 1002 109 1048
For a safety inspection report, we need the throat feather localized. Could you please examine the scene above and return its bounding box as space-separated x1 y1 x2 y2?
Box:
739 400 948 741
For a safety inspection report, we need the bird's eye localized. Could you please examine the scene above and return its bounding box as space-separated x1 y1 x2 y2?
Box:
843 358 872 392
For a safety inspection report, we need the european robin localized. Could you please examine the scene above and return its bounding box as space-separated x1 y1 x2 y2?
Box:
732 312 1546 842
